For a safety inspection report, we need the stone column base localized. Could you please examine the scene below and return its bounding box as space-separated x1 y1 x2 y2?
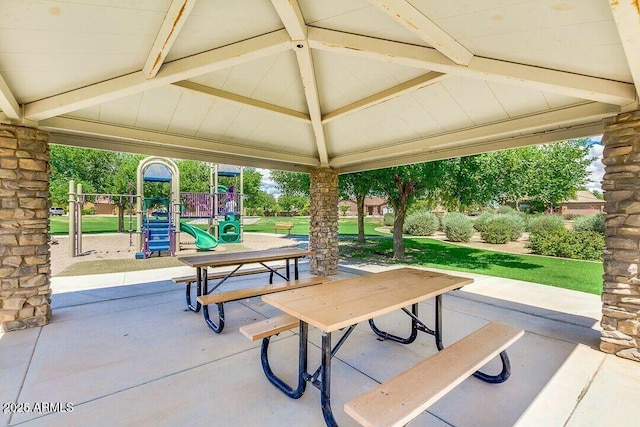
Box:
0 124 51 332
309 168 339 276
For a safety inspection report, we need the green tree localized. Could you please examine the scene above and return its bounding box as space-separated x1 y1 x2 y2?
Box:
177 160 210 193
527 140 592 210
270 170 310 196
50 145 120 201
370 163 445 259
339 171 379 243
108 153 143 232
278 194 309 213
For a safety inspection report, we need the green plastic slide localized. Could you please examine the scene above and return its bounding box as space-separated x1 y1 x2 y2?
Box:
180 222 219 250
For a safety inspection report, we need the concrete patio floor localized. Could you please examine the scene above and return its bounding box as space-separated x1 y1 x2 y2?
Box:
2 262 639 427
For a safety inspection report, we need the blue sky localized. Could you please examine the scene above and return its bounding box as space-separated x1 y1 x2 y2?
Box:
256 137 605 196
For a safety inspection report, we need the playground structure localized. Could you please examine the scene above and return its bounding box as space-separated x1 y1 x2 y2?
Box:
180 164 244 244
134 157 180 258
67 181 138 258
67 157 244 259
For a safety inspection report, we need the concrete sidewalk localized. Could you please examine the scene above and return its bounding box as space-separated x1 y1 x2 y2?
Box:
1 263 639 426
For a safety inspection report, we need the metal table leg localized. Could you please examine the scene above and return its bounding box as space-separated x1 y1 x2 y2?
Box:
185 267 203 312
320 331 338 427
261 320 308 398
370 295 513 383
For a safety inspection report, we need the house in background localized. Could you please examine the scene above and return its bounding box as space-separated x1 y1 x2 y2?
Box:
339 197 389 216
560 190 605 216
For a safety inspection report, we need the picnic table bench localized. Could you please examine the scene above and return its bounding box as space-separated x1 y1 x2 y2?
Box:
172 265 285 312
274 221 294 234
178 248 320 333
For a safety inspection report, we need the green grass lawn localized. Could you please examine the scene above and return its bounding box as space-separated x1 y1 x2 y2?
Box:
51 215 603 294
340 237 604 295
49 215 122 234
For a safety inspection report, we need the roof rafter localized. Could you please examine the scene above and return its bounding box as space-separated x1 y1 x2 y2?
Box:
143 0 197 79
24 29 292 121
337 122 605 173
322 72 448 124
365 0 473 65
270 0 307 40
308 27 636 106
0 73 21 120
331 102 620 169
271 0 329 167
609 0 640 101
172 81 310 122
40 116 320 168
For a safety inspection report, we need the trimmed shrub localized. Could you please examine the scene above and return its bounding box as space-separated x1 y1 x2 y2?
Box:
573 213 605 235
383 213 394 226
403 211 439 236
480 216 513 244
504 213 526 241
443 213 473 242
526 214 565 235
528 229 604 261
473 212 495 232
496 205 514 214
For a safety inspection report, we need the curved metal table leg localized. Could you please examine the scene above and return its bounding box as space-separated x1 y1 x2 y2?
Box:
368 303 419 344
202 302 225 333
185 281 201 313
473 350 512 383
261 321 308 399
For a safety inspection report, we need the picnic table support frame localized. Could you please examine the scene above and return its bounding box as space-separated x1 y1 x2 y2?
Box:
261 321 309 399
369 296 513 384
200 262 292 333
260 324 356 427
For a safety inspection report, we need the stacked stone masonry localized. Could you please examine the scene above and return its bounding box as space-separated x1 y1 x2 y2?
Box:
601 110 640 361
0 124 51 332
309 168 339 276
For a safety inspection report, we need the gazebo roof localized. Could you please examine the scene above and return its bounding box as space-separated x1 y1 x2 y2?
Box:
0 0 638 172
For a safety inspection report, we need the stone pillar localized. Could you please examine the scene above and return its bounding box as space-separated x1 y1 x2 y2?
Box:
0 124 51 332
601 110 640 361
309 168 339 276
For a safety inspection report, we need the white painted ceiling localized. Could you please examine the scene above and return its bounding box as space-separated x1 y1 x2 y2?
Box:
0 0 638 172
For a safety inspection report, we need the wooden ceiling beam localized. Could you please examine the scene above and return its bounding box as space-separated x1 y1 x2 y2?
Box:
24 30 292 121
331 102 620 169
40 116 319 168
172 81 310 122
308 27 636 106
143 0 197 79
365 0 473 65
271 0 329 166
0 73 21 120
337 122 605 173
609 0 640 102
322 72 448 124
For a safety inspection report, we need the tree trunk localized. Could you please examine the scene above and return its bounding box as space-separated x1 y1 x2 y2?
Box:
356 195 365 243
117 203 125 233
393 199 407 259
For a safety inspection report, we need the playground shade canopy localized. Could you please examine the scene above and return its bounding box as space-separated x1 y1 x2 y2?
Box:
0 1 638 171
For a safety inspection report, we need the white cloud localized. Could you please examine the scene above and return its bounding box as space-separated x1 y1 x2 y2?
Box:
585 140 604 192
255 168 281 196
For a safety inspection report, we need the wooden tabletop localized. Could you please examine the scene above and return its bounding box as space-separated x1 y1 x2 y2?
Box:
178 248 314 268
262 268 473 333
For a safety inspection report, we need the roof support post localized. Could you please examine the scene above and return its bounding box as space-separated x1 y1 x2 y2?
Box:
600 109 640 362
309 168 339 276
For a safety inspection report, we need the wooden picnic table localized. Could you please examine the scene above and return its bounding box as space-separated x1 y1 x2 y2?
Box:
261 267 488 426
178 248 315 333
